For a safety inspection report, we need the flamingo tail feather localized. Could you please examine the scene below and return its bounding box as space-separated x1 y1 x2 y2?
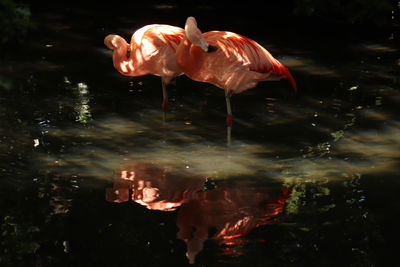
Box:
282 67 297 92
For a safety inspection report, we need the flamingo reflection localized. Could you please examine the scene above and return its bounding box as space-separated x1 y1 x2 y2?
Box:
106 163 204 211
106 162 290 264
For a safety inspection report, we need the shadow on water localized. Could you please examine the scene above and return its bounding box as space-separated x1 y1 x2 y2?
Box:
1 1 400 266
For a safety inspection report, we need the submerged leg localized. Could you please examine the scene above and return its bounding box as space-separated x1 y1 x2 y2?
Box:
161 79 168 122
225 91 233 145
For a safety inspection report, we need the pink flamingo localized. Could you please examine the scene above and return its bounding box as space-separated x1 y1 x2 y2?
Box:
176 17 297 143
104 24 185 120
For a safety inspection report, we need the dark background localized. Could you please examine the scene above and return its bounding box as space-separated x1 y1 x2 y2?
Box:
2 0 398 47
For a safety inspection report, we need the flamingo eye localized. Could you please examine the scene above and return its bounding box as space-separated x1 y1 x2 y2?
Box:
126 48 131 58
207 45 217 53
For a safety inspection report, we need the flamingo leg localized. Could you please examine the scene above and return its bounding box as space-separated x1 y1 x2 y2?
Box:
225 91 233 145
161 79 168 122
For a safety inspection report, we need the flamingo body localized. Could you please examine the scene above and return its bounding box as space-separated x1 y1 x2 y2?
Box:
105 24 185 84
176 29 297 94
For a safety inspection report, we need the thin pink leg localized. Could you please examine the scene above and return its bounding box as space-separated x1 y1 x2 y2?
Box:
225 93 232 145
161 79 168 122
225 94 233 126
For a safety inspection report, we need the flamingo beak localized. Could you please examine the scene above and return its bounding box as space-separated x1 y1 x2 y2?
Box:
200 43 209 52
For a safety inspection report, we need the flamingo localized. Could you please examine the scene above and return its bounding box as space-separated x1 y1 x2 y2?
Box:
104 24 185 120
176 17 297 143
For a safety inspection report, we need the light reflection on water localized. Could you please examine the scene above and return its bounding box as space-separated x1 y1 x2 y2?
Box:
33 107 400 183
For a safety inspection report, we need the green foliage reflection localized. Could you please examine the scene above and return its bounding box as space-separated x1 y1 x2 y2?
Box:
0 216 41 265
0 0 31 45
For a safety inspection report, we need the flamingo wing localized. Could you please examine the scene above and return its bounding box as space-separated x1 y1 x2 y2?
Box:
130 25 184 82
133 25 184 60
204 31 297 91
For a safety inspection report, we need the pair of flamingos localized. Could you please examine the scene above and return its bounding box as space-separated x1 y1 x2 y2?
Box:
104 17 297 140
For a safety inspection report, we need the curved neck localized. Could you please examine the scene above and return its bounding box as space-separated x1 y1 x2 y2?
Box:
176 36 198 77
113 43 134 75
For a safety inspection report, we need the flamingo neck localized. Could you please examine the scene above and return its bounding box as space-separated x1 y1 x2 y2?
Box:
113 43 135 75
176 37 203 78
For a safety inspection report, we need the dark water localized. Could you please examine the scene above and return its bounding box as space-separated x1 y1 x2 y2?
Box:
1 2 400 266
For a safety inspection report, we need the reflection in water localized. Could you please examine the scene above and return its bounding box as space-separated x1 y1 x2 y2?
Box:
36 111 400 185
106 162 204 211
106 162 290 264
177 184 290 264
69 80 92 124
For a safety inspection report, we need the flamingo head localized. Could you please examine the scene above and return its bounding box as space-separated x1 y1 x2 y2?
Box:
184 16 209 52
104 34 130 58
